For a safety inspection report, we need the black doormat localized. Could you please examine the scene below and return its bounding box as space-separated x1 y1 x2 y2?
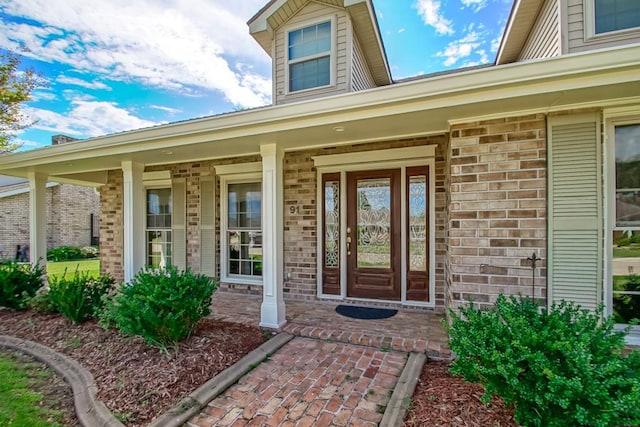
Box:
335 304 398 320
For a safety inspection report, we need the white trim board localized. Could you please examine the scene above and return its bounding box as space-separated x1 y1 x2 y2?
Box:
0 182 58 199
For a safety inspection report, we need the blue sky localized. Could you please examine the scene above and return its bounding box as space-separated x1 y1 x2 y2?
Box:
0 0 513 151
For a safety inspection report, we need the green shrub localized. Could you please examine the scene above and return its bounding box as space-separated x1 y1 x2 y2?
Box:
100 266 217 351
49 271 115 323
0 261 44 310
47 246 84 262
80 246 99 258
27 289 55 314
46 245 98 262
447 294 640 427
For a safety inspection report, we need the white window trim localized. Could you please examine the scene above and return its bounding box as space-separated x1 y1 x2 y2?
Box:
143 184 173 269
219 172 263 285
284 15 337 95
313 146 437 307
583 0 640 42
603 106 640 344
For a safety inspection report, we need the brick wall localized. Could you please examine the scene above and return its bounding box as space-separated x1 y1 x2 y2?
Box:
49 185 99 248
0 183 99 261
100 170 124 281
446 114 547 310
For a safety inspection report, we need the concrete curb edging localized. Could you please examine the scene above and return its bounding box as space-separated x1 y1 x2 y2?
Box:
0 335 125 427
380 351 428 427
149 332 295 427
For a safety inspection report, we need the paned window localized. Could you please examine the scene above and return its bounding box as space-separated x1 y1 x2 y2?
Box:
594 0 640 34
611 123 640 326
288 21 331 92
227 182 262 278
146 188 172 268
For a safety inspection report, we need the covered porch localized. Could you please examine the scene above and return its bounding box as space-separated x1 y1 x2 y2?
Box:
211 291 451 357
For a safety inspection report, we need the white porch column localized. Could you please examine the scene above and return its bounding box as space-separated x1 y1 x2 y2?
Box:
122 161 145 282
260 143 286 328
28 172 47 267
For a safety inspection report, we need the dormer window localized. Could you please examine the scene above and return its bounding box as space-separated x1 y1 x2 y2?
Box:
287 20 332 92
593 0 640 34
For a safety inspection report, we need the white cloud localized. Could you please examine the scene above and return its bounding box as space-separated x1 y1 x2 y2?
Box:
414 0 454 35
491 35 502 53
24 99 158 137
461 0 488 12
57 75 111 90
30 90 57 101
13 138 42 149
150 105 183 115
398 28 406 34
436 31 481 66
0 0 271 108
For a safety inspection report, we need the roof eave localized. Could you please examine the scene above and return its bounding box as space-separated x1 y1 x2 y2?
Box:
496 0 545 65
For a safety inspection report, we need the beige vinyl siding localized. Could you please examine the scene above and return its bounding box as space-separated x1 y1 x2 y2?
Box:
200 177 216 277
565 0 640 53
274 2 349 105
519 0 560 60
172 178 187 270
351 34 376 91
548 113 602 310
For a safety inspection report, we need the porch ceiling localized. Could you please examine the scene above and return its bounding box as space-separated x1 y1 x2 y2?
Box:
0 45 639 186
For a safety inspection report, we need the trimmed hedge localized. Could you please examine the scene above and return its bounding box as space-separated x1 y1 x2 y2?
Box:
447 294 640 427
100 266 217 352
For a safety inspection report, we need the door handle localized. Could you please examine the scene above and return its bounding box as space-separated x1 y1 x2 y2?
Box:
346 236 351 255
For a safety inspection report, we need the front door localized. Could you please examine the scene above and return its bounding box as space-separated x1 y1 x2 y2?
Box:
346 169 401 300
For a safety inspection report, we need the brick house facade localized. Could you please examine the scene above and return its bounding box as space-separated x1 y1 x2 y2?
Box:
0 0 638 341
0 180 100 260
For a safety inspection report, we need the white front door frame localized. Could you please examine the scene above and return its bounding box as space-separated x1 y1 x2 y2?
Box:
313 146 437 307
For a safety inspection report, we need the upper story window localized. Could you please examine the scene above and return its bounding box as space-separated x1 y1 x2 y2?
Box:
288 21 331 92
594 0 640 34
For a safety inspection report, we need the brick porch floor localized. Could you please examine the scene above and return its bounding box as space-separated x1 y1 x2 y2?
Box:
211 291 450 357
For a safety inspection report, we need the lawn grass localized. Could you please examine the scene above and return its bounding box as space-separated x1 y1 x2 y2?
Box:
47 259 101 280
0 351 66 427
613 247 640 258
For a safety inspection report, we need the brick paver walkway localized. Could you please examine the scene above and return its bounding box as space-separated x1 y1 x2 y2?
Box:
187 337 407 427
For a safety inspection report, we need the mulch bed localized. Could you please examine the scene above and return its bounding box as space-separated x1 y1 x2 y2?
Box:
0 309 266 426
404 360 519 426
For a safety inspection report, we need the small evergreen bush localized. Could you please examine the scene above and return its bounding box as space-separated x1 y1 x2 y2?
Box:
49 271 115 323
100 266 217 351
447 294 640 427
0 261 44 310
27 289 56 314
46 245 98 262
47 246 83 261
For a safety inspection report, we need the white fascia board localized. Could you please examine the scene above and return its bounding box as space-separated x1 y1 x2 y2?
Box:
0 182 58 199
248 0 287 32
0 45 639 171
